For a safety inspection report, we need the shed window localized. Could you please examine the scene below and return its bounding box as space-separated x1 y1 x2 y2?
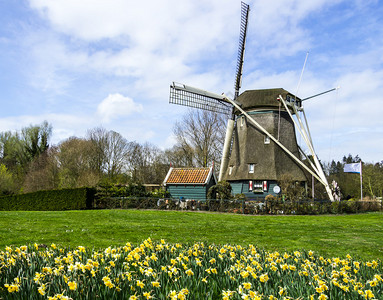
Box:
248 163 254 173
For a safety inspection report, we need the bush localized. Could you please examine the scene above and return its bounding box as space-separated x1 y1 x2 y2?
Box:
207 181 232 200
0 187 95 211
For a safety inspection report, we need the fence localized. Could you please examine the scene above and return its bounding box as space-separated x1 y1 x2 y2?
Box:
94 197 382 215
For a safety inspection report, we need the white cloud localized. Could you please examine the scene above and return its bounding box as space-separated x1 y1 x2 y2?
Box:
0 113 93 145
97 93 143 123
1 0 382 165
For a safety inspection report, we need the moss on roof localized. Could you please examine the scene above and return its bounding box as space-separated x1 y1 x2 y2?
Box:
235 88 301 111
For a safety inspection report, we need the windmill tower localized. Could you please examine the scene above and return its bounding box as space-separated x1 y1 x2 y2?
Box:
169 2 335 201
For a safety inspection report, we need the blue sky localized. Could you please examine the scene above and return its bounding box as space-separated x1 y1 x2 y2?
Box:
1 0 383 163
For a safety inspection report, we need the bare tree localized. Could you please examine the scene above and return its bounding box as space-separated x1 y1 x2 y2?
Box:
23 147 60 193
164 145 193 168
87 127 133 179
173 109 226 168
127 142 167 184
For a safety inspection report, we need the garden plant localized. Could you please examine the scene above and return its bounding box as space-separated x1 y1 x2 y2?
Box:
1 238 382 299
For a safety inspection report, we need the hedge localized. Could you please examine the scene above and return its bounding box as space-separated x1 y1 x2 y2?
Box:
0 187 95 211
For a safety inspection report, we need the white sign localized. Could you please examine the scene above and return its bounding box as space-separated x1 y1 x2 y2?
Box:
273 185 281 194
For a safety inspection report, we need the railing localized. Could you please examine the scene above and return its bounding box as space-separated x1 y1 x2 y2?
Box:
93 197 382 215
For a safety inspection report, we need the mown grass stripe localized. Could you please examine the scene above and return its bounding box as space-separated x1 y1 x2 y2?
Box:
0 210 382 260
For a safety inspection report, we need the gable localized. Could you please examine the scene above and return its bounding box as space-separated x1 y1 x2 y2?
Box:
164 167 215 185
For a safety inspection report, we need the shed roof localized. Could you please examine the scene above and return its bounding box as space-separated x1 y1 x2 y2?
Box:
163 167 215 185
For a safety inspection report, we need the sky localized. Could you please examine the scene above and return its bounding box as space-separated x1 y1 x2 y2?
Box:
1 0 383 164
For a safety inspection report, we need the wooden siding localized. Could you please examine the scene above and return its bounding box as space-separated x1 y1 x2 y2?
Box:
229 180 280 199
164 166 216 201
231 182 243 195
167 185 208 200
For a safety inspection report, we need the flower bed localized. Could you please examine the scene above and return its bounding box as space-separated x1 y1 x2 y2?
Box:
0 239 382 299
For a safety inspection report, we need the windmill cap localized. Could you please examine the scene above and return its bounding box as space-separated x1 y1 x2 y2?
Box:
236 88 301 111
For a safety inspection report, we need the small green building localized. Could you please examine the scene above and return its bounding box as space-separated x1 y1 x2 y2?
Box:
163 167 217 201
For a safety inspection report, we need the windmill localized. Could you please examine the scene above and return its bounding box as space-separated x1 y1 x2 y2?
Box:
169 2 335 201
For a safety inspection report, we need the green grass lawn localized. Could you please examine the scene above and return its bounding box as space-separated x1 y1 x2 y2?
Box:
0 209 382 260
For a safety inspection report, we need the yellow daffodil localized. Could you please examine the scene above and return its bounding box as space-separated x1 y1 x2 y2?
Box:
68 281 77 290
136 280 144 288
151 281 160 287
185 269 194 276
259 273 269 283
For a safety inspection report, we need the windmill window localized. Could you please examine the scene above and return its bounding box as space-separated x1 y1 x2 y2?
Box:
253 181 263 192
240 116 245 127
248 164 254 173
264 135 270 144
229 166 233 175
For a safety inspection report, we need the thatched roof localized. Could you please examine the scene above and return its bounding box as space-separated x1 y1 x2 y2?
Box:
222 110 307 182
235 88 301 112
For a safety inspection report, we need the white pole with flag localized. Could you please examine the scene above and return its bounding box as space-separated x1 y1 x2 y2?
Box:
360 162 363 200
343 162 363 200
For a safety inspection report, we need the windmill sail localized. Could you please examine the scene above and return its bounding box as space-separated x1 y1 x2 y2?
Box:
219 1 250 181
234 2 250 100
169 82 232 116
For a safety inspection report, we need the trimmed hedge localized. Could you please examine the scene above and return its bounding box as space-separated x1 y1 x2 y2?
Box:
0 187 95 211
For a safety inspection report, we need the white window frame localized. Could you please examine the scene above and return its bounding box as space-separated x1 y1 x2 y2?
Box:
240 116 245 127
253 181 263 192
229 166 233 175
264 135 270 144
248 163 254 173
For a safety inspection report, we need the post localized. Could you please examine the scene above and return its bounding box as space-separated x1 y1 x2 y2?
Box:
360 162 363 200
219 119 235 181
312 175 315 199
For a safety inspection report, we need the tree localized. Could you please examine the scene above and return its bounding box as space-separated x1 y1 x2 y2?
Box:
173 109 225 168
0 131 23 172
87 127 133 179
57 137 100 188
0 164 17 195
127 142 167 184
342 154 361 164
361 161 383 198
164 145 194 168
279 173 305 201
20 121 52 164
0 121 53 192
103 130 133 178
327 154 363 199
22 147 60 193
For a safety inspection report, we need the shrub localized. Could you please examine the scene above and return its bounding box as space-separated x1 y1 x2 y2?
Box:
207 181 232 200
0 187 95 211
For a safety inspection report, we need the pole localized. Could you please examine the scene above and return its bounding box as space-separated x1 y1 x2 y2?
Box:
312 174 315 199
219 119 235 181
302 87 340 101
360 161 363 200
